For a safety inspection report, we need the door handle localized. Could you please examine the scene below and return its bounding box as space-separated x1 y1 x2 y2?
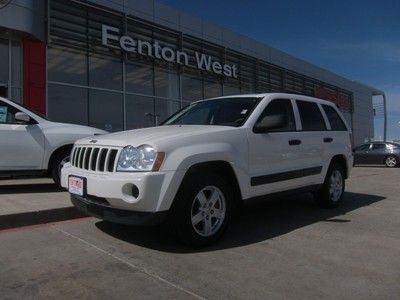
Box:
324 137 333 143
289 139 302 146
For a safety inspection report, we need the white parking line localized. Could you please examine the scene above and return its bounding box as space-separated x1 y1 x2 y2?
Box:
53 225 206 300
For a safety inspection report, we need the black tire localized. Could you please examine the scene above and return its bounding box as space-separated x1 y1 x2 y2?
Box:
51 149 71 188
315 163 345 208
384 155 398 168
167 171 233 247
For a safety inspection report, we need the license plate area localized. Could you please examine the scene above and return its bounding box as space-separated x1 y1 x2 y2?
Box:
68 176 87 196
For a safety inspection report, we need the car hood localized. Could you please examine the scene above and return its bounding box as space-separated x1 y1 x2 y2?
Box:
75 125 237 148
40 121 108 135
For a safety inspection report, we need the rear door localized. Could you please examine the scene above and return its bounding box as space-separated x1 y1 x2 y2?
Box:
294 100 327 185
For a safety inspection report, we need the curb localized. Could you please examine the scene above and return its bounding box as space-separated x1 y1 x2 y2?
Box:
0 207 88 230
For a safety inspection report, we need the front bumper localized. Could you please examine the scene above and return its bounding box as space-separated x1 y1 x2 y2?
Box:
61 163 185 213
71 194 168 226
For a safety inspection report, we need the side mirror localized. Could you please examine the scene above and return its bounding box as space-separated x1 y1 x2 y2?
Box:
254 114 287 133
15 112 31 123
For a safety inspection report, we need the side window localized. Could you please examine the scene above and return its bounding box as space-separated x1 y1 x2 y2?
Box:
255 99 296 132
322 104 347 131
371 143 385 150
0 101 19 124
296 100 326 131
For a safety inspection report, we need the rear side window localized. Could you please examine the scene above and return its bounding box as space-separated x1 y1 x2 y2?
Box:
322 105 347 131
296 100 326 131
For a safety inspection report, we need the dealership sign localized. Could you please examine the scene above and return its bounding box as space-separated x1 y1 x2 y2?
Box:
102 25 238 78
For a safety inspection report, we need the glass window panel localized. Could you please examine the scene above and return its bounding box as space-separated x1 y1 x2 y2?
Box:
89 89 123 132
155 99 180 125
125 62 153 95
0 39 9 85
296 100 326 131
48 47 87 85
182 75 202 101
89 56 122 90
223 84 240 96
11 87 22 104
11 41 22 89
204 80 222 99
125 94 154 129
48 83 88 125
155 68 179 100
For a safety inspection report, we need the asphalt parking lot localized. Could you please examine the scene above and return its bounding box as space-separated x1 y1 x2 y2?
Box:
0 167 399 299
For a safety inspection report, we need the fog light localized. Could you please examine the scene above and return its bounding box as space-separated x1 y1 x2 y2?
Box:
131 184 139 198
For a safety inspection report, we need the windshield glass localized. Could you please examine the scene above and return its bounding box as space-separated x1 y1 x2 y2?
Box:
162 97 261 127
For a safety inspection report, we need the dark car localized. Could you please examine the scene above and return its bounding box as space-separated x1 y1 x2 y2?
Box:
353 142 400 167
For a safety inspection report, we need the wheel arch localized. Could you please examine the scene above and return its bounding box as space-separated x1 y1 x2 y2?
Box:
329 154 349 179
178 160 243 206
47 144 74 174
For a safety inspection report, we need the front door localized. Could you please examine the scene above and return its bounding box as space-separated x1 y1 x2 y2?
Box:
0 100 45 170
248 98 303 197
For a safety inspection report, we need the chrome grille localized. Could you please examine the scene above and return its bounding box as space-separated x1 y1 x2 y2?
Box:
71 146 119 172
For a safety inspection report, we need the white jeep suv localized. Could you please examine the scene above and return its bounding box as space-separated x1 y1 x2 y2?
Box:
62 93 353 246
0 97 107 187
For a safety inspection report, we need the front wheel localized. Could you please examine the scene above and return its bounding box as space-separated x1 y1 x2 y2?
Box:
168 172 233 247
385 155 398 168
51 150 71 188
315 163 345 208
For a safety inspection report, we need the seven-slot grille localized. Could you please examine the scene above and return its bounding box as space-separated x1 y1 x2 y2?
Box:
71 146 120 172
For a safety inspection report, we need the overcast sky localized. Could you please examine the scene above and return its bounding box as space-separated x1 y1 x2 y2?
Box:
159 0 400 141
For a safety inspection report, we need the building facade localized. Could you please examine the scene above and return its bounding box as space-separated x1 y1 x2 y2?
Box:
0 0 384 145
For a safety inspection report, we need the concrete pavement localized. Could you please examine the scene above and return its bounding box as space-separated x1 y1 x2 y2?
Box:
0 167 399 299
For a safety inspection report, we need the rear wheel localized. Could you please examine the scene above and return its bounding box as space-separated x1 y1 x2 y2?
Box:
315 163 345 208
168 172 233 247
51 149 71 188
385 155 398 168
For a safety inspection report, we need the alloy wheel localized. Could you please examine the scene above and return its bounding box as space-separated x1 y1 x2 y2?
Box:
190 186 226 237
329 170 343 202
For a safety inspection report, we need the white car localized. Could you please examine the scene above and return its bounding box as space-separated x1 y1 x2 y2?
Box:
62 93 353 246
0 97 107 186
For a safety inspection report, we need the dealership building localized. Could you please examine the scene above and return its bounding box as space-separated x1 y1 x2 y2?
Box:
0 0 386 145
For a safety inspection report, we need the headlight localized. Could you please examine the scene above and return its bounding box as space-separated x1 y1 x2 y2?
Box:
117 145 164 172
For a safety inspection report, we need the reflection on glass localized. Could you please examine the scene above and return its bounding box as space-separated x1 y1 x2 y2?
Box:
11 41 22 91
89 89 123 132
155 99 180 124
125 62 153 95
223 84 240 96
89 56 122 90
155 68 179 100
48 47 87 85
182 75 202 101
11 88 22 103
48 84 88 125
125 94 154 129
0 39 9 84
204 80 222 99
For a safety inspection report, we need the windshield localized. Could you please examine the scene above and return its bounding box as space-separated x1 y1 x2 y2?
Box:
162 97 261 127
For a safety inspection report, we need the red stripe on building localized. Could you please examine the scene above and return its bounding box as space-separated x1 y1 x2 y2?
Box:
23 38 46 115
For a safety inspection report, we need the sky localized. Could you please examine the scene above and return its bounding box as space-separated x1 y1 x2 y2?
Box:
159 0 400 141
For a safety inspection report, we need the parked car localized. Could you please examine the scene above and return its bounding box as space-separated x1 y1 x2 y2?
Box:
0 97 107 187
62 93 353 246
353 142 400 167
